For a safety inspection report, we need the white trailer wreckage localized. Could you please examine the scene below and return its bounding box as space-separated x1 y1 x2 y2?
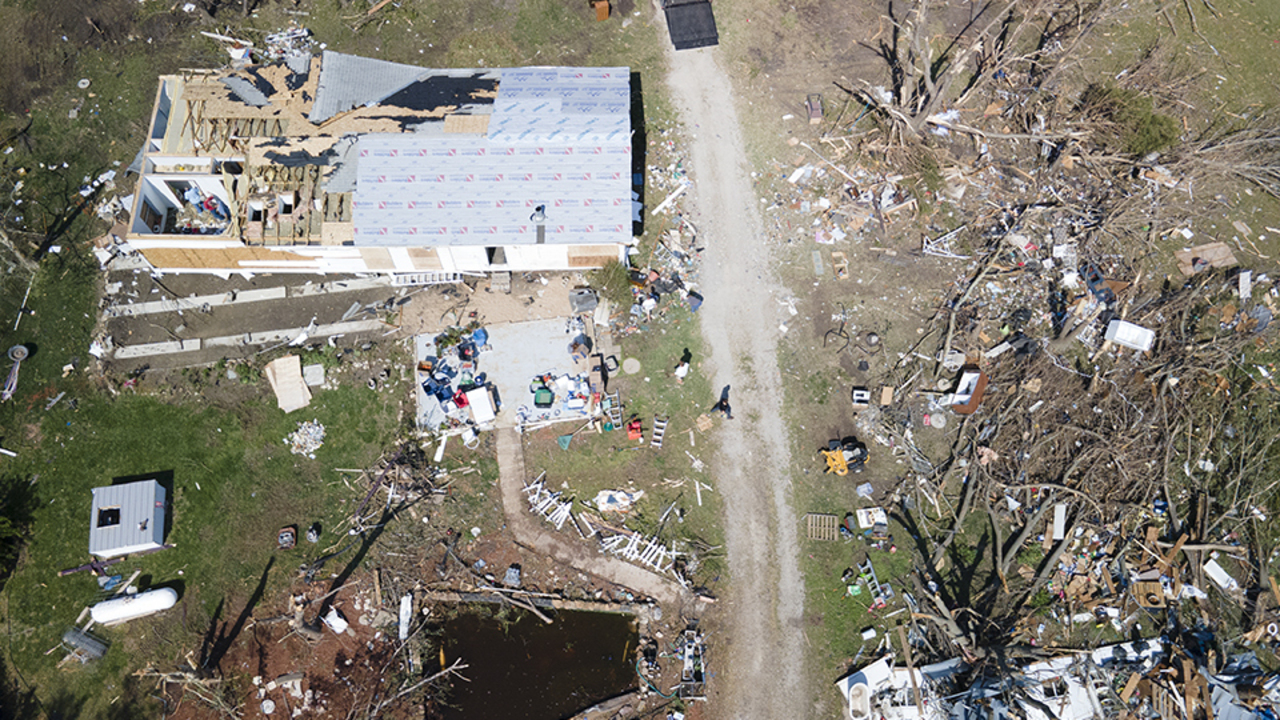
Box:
835 639 1280 720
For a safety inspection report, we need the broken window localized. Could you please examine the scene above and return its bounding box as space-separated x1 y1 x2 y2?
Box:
97 507 121 528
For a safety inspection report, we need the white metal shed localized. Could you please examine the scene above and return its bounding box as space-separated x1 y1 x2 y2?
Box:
89 480 167 558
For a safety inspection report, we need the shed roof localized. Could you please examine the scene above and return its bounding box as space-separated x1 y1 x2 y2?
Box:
89 480 166 558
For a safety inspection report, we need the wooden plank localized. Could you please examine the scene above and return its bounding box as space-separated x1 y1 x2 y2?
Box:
1159 533 1188 574
897 626 926 719
1120 672 1141 703
1183 659 1195 719
1202 667 1215 720
1101 564 1116 595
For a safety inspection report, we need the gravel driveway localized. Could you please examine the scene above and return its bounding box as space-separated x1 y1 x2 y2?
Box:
664 45 809 719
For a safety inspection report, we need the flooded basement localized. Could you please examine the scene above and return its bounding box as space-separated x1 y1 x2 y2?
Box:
435 607 638 720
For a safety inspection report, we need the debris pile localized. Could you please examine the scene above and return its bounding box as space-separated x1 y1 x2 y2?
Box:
597 126 705 339
416 326 498 434
836 638 1280 720
521 475 691 582
261 26 314 63
284 419 325 457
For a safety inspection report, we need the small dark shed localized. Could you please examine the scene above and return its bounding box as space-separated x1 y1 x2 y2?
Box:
663 0 719 51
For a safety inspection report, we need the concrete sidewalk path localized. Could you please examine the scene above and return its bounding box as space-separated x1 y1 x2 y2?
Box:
494 427 687 607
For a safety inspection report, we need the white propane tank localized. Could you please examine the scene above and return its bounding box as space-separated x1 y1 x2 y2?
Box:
90 588 178 625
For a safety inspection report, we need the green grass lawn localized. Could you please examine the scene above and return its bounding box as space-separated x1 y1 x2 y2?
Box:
521 298 727 585
2 357 400 716
0 0 681 712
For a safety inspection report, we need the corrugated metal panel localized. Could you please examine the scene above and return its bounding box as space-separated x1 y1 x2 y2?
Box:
309 51 430 123
89 480 165 558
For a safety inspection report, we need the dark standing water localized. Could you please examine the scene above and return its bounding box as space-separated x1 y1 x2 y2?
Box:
437 608 638 720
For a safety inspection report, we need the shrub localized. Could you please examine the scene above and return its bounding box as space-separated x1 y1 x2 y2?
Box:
1078 83 1180 157
588 259 634 308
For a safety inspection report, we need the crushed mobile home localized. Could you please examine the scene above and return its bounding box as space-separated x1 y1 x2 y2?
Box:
127 52 634 277
835 639 1280 720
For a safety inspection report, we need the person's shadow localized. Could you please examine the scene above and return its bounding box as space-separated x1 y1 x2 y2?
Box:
681 348 693 364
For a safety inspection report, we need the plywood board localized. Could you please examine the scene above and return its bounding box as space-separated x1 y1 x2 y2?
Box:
140 245 310 270
360 247 395 271
320 222 354 246
442 114 491 134
265 355 312 413
567 244 621 268
408 247 443 270
1174 242 1237 277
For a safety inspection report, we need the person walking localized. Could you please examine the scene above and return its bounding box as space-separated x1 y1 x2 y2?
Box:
710 385 733 419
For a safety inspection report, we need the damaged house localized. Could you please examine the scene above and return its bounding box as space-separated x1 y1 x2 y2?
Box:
126 52 634 277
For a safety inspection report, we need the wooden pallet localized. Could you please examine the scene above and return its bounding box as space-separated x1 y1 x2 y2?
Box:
805 513 839 541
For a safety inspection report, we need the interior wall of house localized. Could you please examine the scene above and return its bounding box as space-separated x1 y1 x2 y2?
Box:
130 174 231 235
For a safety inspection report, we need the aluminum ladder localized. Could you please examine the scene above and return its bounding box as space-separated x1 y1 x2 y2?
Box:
651 416 668 449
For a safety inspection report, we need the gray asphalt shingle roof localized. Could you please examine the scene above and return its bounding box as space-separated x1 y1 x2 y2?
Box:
309 51 432 123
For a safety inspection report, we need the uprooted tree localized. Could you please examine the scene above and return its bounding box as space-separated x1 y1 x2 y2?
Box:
848 0 1125 142
819 1 1280 654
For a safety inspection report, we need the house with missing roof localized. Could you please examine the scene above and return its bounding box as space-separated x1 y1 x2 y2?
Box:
125 52 634 278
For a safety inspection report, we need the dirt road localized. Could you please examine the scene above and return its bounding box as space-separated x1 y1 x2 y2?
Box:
663 48 809 718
